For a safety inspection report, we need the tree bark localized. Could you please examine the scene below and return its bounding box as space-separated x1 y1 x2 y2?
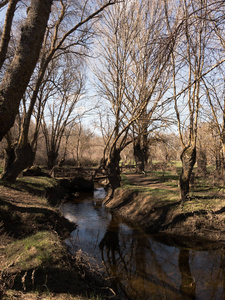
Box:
0 0 19 69
197 148 207 177
133 138 148 173
2 146 15 175
179 145 196 201
106 148 121 194
47 150 58 170
0 0 9 9
0 0 53 142
1 143 35 183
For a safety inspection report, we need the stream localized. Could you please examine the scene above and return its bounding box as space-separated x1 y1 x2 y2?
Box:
60 188 225 299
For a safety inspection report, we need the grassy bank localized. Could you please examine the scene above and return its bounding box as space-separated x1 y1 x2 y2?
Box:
1 165 225 298
104 171 225 249
0 176 115 300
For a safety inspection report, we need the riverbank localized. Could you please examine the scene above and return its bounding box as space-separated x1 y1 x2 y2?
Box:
1 172 225 299
104 173 225 249
0 177 117 300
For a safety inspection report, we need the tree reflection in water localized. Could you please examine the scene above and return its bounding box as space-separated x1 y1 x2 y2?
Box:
62 195 225 300
179 249 196 299
99 215 188 299
99 214 130 299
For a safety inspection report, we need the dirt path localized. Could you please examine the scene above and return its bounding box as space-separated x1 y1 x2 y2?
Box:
125 173 177 190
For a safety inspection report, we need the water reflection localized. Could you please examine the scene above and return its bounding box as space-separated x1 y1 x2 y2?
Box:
99 215 130 298
179 249 196 299
61 188 225 300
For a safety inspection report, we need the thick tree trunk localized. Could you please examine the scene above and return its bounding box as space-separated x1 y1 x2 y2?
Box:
134 140 145 173
1 143 35 183
133 138 148 173
106 148 121 194
0 0 53 142
47 150 58 170
179 145 196 201
2 146 15 174
197 148 207 177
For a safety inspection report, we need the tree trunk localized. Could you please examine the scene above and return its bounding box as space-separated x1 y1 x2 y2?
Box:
216 149 222 173
2 146 15 174
221 143 225 176
197 147 207 177
134 140 145 173
106 148 121 194
0 0 53 142
133 138 148 173
179 145 196 201
47 150 58 170
1 143 35 183
0 0 19 69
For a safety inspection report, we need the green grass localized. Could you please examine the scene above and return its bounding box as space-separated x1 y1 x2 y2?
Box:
18 176 58 190
170 160 182 168
150 170 179 181
1 231 65 272
121 163 225 210
0 176 59 198
121 175 180 203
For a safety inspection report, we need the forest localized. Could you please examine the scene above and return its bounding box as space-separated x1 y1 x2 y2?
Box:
0 0 225 200
1 0 225 299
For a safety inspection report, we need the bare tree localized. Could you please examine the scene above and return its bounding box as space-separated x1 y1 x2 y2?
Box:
41 57 85 169
94 0 177 194
165 0 210 201
201 7 225 175
65 120 95 166
0 0 19 69
0 0 53 142
0 0 117 181
0 1 9 9
127 0 173 173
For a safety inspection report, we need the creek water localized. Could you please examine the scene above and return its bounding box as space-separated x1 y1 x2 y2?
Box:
60 188 225 300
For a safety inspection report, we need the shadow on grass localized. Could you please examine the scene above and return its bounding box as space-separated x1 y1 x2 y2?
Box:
0 197 75 239
148 198 225 235
0 179 46 200
0 178 54 197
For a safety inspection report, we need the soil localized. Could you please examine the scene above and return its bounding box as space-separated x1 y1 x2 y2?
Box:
104 173 225 250
0 179 118 300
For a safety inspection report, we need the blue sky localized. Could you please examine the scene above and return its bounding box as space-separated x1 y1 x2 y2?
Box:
0 4 7 22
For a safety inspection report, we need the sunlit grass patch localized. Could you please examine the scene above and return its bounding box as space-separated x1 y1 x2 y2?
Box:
0 176 58 200
150 170 179 182
1 231 65 273
184 196 225 212
18 176 58 191
170 161 182 168
121 184 180 204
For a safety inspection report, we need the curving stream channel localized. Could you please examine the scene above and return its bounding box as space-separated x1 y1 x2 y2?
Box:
60 188 225 300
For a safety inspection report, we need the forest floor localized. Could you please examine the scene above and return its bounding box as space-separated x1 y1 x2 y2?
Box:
104 172 225 249
0 177 118 300
1 169 225 299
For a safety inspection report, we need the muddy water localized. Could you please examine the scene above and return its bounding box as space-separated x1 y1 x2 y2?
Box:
60 188 225 300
